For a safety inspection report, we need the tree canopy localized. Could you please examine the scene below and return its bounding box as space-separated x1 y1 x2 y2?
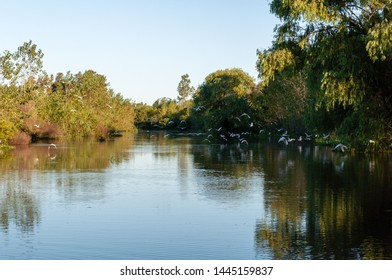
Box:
258 0 392 108
0 42 135 147
192 68 256 131
255 0 391 149
177 74 195 104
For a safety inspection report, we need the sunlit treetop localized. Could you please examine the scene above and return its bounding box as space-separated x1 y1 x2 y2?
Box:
258 0 392 108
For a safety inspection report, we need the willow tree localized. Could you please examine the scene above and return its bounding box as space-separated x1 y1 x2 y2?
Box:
257 0 392 146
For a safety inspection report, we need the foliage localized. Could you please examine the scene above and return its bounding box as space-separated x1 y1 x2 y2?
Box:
134 74 195 130
0 119 17 145
256 0 392 149
177 74 195 104
192 68 256 131
0 42 135 145
134 97 192 129
253 72 308 131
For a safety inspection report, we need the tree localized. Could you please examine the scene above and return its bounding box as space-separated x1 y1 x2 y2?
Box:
258 0 392 107
177 74 195 103
257 0 392 147
11 41 45 90
192 68 256 131
0 50 13 82
254 72 308 131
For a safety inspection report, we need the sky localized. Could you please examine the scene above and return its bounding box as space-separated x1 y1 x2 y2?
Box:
1 0 279 105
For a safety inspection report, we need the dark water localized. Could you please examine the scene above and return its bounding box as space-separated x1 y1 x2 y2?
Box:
0 131 391 259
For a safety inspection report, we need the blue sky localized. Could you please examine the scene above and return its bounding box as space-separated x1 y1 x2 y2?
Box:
1 0 279 104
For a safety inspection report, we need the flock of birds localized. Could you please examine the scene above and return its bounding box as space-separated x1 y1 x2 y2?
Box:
275 129 349 152
162 108 362 153
39 104 379 153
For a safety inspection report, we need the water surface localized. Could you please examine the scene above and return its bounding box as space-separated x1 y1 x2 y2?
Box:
0 131 391 259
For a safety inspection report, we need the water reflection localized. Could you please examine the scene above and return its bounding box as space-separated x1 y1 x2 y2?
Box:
0 136 134 235
0 172 40 233
0 131 391 259
255 145 392 259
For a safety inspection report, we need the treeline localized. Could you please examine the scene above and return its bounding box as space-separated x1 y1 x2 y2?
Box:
0 41 135 149
139 1 392 152
2 1 391 153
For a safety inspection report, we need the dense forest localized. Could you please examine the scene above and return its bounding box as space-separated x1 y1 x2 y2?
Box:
1 1 391 153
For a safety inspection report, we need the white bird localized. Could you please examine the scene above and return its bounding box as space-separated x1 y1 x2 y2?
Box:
239 113 251 119
278 136 288 145
167 121 174 125
48 143 57 150
216 127 222 131
33 124 40 128
193 105 205 111
305 132 312 138
240 139 248 145
332 143 348 152
207 134 214 139
106 104 113 109
368 139 376 145
322 133 330 140
202 139 211 143
220 134 227 141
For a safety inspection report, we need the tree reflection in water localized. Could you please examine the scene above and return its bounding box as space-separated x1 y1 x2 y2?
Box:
0 172 39 233
0 135 134 235
0 132 391 259
255 145 392 259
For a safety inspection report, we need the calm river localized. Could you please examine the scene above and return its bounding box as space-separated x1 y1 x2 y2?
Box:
0 131 391 259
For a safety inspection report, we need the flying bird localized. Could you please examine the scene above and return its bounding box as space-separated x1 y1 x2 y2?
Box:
332 143 348 152
278 136 288 145
193 105 205 111
239 113 251 119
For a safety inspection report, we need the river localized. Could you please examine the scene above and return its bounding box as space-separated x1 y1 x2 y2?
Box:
0 131 391 259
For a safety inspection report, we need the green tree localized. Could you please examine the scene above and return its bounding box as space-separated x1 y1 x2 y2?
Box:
193 68 256 131
257 0 392 147
1 42 136 145
177 74 195 104
11 40 44 91
254 72 308 131
0 50 13 82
